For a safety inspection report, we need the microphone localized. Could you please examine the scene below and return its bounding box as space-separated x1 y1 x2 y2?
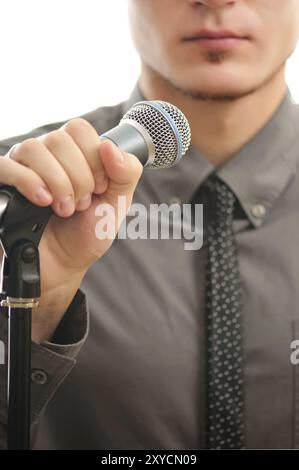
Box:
101 100 191 168
0 100 191 257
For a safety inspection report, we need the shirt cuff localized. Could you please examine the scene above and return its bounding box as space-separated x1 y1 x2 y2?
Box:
42 289 89 359
0 288 89 439
30 289 89 421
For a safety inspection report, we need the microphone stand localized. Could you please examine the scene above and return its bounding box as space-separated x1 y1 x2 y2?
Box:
0 186 52 449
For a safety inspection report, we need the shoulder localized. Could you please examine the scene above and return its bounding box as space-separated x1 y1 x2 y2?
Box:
0 101 125 155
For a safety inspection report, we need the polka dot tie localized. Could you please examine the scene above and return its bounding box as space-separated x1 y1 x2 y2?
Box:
204 175 245 449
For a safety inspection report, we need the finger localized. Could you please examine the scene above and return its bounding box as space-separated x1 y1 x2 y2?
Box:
0 156 53 206
38 130 95 211
8 138 75 217
60 118 108 195
98 140 143 209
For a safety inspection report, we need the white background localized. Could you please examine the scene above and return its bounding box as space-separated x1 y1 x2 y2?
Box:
0 0 298 140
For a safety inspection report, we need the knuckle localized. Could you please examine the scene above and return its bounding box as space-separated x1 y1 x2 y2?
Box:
12 138 40 158
62 118 93 137
42 130 67 147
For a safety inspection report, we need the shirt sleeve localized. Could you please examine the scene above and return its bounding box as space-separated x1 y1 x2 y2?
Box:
0 288 89 449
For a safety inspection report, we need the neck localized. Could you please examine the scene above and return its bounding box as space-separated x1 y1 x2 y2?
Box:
139 64 287 166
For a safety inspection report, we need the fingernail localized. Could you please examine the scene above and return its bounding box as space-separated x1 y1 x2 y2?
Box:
36 186 53 204
59 195 74 215
76 193 92 211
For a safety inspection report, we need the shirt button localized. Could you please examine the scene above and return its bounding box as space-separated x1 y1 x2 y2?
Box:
31 369 48 385
250 204 266 219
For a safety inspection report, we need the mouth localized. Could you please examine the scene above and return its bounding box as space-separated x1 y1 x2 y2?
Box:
182 29 250 51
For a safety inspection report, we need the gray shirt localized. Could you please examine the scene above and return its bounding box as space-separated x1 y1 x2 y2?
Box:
1 85 299 449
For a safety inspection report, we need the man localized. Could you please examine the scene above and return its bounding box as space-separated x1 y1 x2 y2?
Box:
1 0 299 449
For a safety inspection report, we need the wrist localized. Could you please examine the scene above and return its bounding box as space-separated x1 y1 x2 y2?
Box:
32 273 84 344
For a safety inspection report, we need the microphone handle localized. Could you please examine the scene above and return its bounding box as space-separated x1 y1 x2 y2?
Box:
0 184 52 257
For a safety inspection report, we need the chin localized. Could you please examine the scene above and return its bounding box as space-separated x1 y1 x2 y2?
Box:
172 65 261 100
173 80 258 101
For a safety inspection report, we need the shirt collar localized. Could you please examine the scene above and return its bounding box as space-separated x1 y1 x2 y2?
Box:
217 88 299 227
123 84 299 228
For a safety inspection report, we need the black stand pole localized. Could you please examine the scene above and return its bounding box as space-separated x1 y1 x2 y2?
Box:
1 243 41 449
0 186 52 450
7 306 32 449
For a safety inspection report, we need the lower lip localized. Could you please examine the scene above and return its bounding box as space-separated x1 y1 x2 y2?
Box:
188 37 247 50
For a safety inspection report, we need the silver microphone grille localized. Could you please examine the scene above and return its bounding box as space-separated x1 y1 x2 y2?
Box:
121 100 191 169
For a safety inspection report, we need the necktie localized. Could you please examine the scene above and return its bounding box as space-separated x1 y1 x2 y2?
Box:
203 175 245 449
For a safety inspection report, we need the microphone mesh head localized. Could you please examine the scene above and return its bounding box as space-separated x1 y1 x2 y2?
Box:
121 100 191 169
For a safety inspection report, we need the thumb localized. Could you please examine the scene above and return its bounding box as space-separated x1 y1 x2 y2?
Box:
98 139 143 209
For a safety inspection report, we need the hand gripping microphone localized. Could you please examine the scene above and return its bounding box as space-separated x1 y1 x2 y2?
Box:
0 100 191 451
0 100 191 259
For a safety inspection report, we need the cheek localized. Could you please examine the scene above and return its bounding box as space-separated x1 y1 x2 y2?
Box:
130 9 174 66
254 2 299 63
141 30 178 71
257 26 298 70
